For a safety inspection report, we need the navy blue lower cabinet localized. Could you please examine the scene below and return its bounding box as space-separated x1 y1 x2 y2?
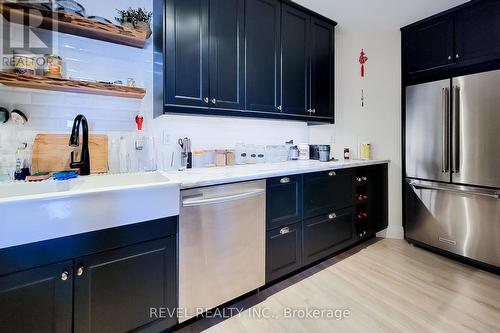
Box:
266 175 303 230
74 237 177 333
303 207 355 265
266 223 303 283
0 261 73 333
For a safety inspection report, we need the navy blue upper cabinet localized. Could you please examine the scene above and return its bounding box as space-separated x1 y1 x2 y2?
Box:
165 0 210 109
158 0 336 122
209 0 245 110
310 17 335 120
403 15 454 75
281 4 310 116
455 0 500 65
402 0 500 80
245 0 281 113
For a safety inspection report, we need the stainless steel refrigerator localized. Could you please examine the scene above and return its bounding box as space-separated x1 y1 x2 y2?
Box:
405 69 500 268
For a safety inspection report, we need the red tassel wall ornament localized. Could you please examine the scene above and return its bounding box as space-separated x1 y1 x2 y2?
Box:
359 49 368 77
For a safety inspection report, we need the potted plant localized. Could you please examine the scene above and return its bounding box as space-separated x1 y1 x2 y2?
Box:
115 7 152 38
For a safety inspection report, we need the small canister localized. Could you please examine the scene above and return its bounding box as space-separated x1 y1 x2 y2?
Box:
13 53 36 75
226 150 236 166
215 149 227 167
43 54 63 78
318 145 331 162
289 146 299 160
298 144 310 160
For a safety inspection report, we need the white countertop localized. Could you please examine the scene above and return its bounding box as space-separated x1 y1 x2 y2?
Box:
163 159 390 189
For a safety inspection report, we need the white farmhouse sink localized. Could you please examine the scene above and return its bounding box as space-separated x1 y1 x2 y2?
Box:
0 172 180 249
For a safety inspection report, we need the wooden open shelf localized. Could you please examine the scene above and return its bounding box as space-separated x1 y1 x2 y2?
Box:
0 72 146 99
0 2 148 48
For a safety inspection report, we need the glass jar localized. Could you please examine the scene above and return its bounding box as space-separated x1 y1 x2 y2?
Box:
215 149 227 167
255 145 266 164
234 143 246 165
192 150 205 168
204 149 216 167
245 144 256 164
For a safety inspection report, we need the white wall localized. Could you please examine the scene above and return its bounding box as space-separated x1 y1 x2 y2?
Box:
310 27 403 239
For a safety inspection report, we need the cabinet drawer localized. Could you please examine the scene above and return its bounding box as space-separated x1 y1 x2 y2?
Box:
266 223 302 283
303 169 355 218
303 207 355 265
266 175 302 230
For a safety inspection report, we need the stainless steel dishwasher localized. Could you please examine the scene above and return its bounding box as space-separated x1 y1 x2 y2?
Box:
179 180 266 322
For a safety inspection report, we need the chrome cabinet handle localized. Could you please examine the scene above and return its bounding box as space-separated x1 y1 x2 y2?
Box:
203 97 209 104
328 171 336 176
328 213 337 220
280 227 290 235
76 266 84 277
455 54 460 59
311 109 316 114
211 98 216 105
448 55 452 60
277 105 282 112
280 177 290 184
61 271 69 281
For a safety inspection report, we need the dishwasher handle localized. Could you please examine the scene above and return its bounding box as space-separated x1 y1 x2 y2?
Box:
182 189 265 207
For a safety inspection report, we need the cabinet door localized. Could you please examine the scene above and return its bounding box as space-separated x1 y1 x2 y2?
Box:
74 237 177 333
0 261 73 333
266 175 302 230
303 207 355 265
165 0 210 108
404 15 454 74
209 0 244 110
455 0 500 65
266 223 302 283
310 17 335 121
281 4 310 116
245 0 281 113
303 169 355 219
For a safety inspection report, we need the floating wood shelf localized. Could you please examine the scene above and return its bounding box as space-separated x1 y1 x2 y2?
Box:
0 72 146 99
0 2 148 48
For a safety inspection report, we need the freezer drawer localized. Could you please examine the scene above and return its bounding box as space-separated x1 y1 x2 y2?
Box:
452 70 500 188
406 79 451 182
405 179 500 268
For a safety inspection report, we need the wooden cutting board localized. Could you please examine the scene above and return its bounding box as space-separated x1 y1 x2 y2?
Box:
32 134 108 174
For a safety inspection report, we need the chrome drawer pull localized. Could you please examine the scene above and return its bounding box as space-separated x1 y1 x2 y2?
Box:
280 177 290 184
328 213 337 220
328 171 336 177
280 227 290 235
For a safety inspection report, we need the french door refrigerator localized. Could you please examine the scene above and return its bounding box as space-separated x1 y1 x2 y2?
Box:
405 69 500 269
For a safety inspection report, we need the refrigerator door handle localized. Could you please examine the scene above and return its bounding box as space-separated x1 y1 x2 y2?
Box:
452 86 460 173
442 88 450 173
408 180 500 199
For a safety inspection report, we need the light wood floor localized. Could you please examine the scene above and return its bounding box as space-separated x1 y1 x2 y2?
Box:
176 239 500 333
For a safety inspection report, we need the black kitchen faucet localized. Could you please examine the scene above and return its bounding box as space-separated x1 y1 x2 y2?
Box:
69 114 90 176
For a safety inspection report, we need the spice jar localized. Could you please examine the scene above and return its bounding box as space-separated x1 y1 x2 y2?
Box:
43 54 63 78
226 150 236 166
215 149 227 167
13 53 36 75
